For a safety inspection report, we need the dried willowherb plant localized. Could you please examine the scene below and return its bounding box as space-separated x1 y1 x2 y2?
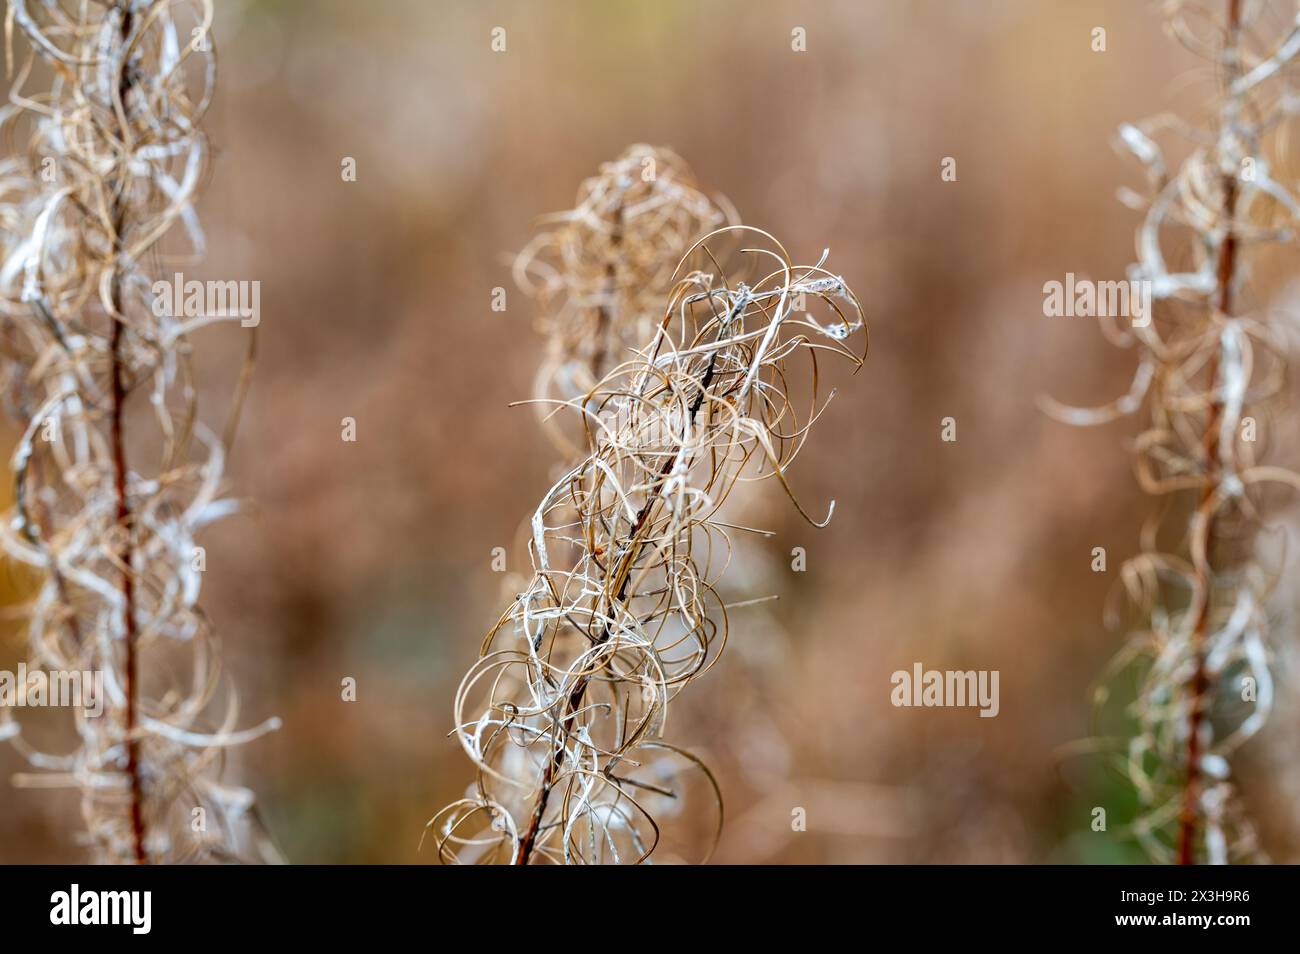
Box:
1047 0 1300 863
431 226 866 864
513 144 735 458
0 0 278 863
514 150 809 855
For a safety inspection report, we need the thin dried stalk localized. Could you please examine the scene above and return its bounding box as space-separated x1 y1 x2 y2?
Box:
1048 0 1300 863
0 0 278 863
431 226 866 864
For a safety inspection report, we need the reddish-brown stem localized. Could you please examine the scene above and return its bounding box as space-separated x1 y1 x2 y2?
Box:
111 1 146 865
112 252 146 866
1178 0 1241 865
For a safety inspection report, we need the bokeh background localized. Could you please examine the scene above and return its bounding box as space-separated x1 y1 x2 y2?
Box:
4 0 1300 863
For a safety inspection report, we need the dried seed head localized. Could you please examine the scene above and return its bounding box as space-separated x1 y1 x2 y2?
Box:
433 227 866 864
513 145 736 457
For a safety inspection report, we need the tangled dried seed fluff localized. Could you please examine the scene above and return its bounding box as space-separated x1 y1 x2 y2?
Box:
517 150 804 846
430 226 866 864
513 144 735 458
1047 0 1300 864
0 0 278 863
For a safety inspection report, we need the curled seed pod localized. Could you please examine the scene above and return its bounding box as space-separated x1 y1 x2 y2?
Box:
431 226 867 864
1046 0 1300 864
513 144 736 458
0 0 278 863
